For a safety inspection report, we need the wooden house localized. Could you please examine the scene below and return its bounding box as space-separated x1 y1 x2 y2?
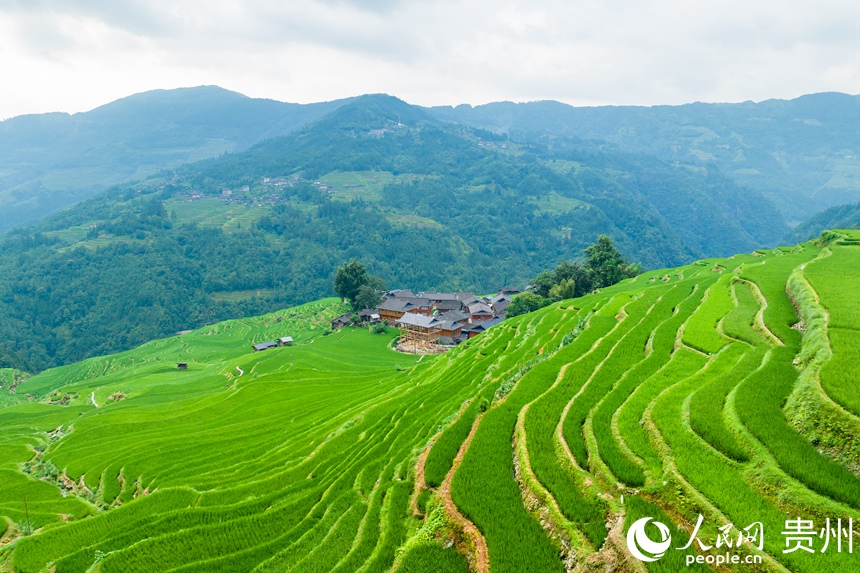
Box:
331 313 353 329
467 301 495 322
487 293 512 316
377 298 432 322
437 320 463 345
253 341 278 352
463 316 504 339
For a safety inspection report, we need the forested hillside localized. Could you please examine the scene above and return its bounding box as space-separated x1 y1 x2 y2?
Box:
0 86 349 233
783 202 860 243
0 95 786 373
5 87 860 237
430 92 860 222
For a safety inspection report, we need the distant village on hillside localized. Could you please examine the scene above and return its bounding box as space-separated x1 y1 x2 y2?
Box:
331 287 520 353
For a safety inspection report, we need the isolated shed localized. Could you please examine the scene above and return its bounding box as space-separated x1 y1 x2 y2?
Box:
253 341 278 352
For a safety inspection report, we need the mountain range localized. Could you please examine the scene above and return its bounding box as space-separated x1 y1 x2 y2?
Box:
5 86 860 232
0 93 786 372
430 92 860 223
0 87 348 233
4 87 860 235
0 88 858 372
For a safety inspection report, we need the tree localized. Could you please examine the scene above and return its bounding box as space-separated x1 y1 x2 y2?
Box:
506 292 550 317
355 284 382 310
333 260 385 309
334 260 370 306
584 235 639 288
549 278 576 301
524 235 639 305
531 269 557 298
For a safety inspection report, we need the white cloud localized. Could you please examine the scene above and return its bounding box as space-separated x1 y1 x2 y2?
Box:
1 0 860 119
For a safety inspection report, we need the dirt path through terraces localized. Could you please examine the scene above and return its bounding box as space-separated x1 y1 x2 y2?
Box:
439 413 490 573
410 443 432 516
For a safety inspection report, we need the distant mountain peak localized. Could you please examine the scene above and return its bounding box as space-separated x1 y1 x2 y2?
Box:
316 93 432 130
83 86 258 120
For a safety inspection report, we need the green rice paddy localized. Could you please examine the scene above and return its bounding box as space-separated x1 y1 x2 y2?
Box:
2 232 859 572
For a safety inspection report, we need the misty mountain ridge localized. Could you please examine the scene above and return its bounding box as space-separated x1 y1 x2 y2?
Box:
0 86 351 233
429 91 860 222
3 86 860 235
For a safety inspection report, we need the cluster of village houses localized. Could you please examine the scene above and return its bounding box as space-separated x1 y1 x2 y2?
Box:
331 287 520 347
247 288 519 354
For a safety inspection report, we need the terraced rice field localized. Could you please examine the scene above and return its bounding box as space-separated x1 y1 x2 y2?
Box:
1 232 859 572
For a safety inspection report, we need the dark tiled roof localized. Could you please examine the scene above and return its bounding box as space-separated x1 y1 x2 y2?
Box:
253 341 278 351
420 291 477 302
331 313 353 325
468 302 494 316
420 291 461 301
440 310 469 323
378 298 408 312
465 316 504 332
491 298 510 315
437 320 462 332
395 313 442 328
386 289 416 298
378 297 431 312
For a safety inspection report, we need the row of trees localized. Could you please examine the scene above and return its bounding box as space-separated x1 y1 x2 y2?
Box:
507 235 640 317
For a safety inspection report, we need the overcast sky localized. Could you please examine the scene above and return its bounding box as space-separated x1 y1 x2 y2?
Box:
2 0 860 120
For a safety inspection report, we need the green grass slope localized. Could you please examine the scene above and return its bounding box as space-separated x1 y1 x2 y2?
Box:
1 233 859 572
